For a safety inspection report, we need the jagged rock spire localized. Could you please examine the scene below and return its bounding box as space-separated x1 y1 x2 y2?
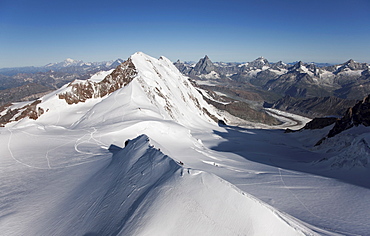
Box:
189 55 217 76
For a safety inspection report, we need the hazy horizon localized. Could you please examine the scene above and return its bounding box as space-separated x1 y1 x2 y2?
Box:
1 0 369 67
0 54 366 70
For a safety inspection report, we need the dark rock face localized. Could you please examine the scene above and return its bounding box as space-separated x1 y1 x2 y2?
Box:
315 94 370 145
59 59 137 104
189 56 217 76
328 95 370 138
285 117 337 134
302 117 338 130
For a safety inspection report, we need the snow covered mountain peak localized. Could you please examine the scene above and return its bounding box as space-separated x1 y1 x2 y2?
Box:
113 52 223 126
1 52 223 128
64 58 76 63
45 58 84 68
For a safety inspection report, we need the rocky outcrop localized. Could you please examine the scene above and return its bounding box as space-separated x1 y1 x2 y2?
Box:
285 117 337 133
0 100 44 127
0 59 136 126
316 94 370 145
58 59 137 104
328 95 370 137
301 117 338 130
189 55 217 76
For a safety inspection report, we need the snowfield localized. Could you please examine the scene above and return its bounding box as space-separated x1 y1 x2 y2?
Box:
1 52 369 236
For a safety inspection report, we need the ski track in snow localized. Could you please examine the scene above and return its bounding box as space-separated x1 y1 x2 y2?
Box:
237 181 281 186
278 168 321 219
56 108 61 126
74 128 107 155
7 127 107 170
277 168 365 236
7 128 37 169
20 129 52 169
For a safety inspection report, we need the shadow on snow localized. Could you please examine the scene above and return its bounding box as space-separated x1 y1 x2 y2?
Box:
211 124 370 189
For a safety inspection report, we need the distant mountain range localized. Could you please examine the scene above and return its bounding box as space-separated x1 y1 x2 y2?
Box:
1 55 370 122
0 58 124 76
176 56 370 100
0 58 123 106
175 56 370 118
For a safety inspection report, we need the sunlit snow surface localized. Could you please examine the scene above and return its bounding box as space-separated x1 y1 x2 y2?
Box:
1 53 370 236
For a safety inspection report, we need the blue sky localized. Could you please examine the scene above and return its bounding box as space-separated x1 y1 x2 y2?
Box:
1 0 369 67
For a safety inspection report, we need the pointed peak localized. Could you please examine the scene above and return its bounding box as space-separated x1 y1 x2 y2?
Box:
129 52 157 63
200 55 213 63
292 61 304 67
345 59 355 64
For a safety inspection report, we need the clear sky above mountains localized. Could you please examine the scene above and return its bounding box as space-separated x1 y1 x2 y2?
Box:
1 0 369 67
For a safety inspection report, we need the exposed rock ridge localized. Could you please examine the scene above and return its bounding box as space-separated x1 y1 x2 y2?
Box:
0 100 44 127
189 55 217 76
316 94 370 145
58 59 137 104
0 59 136 126
328 95 370 137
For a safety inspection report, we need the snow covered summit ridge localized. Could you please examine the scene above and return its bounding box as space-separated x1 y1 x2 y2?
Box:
0 52 223 127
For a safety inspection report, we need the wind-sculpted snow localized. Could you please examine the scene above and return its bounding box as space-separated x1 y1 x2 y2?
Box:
1 134 313 235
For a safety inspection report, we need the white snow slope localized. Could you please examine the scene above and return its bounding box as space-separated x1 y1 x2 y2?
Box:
0 134 310 236
1 52 369 235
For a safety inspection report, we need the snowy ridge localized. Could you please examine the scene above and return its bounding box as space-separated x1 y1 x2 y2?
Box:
70 52 223 128
1 52 223 128
2 134 314 235
131 53 222 125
